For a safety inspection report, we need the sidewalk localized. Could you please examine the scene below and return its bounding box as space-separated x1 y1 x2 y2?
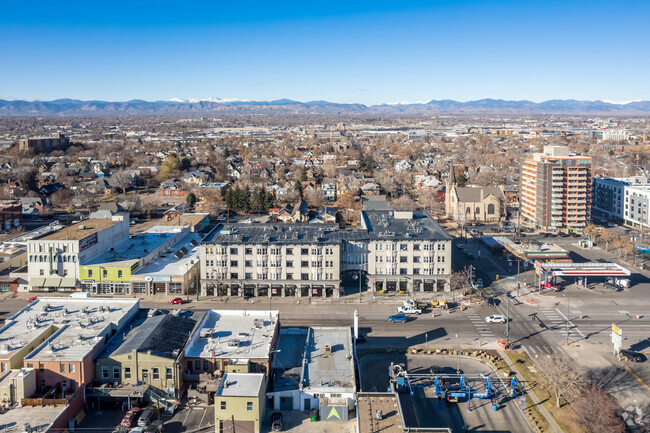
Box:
498 349 564 433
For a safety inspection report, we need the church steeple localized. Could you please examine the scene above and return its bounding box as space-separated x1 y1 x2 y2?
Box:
447 163 456 186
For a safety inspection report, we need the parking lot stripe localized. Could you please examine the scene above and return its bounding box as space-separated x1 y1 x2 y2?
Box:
528 346 536 354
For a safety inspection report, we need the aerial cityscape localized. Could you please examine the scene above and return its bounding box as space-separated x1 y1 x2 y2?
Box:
1 1 650 433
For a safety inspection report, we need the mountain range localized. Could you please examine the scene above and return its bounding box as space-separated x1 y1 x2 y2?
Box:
1 98 650 116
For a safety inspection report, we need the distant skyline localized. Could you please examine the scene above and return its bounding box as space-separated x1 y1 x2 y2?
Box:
1 1 649 105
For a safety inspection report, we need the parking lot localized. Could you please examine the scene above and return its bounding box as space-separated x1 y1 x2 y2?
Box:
76 404 214 433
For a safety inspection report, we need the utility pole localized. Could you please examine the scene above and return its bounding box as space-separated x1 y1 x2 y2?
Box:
505 297 510 341
516 259 520 296
566 298 570 345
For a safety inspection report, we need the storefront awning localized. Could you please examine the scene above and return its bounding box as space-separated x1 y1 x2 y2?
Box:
43 277 62 287
29 277 45 287
60 278 77 288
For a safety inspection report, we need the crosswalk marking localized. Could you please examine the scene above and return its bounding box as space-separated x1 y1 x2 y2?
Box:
522 344 562 356
465 310 495 337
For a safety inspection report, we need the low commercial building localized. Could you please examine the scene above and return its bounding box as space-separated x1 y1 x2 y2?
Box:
27 211 130 291
268 327 356 418
184 310 279 381
214 373 266 433
200 210 453 298
131 232 201 296
0 297 139 394
79 225 189 295
95 311 201 398
0 200 21 230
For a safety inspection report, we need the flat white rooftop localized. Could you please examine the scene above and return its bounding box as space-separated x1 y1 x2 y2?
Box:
0 405 66 431
185 310 278 360
216 373 264 397
133 232 201 278
83 226 187 266
302 327 355 394
0 298 139 362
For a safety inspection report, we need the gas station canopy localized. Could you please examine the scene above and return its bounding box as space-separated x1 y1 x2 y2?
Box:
536 261 630 277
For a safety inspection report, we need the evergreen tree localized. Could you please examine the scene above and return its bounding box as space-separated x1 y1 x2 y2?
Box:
186 192 197 208
23 170 39 192
294 180 303 200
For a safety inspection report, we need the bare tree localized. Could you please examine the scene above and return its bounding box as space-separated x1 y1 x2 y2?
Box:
140 197 159 219
119 195 142 214
456 208 468 238
391 194 417 211
571 385 625 433
600 229 615 252
535 352 587 408
450 266 472 302
74 193 100 216
306 188 325 208
112 170 132 194
50 188 74 212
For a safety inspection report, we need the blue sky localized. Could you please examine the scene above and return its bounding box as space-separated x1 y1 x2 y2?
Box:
1 0 648 104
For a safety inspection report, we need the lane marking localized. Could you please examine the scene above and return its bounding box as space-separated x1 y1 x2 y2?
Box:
555 308 585 338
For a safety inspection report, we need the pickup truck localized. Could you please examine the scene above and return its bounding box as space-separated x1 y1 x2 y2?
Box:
431 300 448 309
397 306 422 315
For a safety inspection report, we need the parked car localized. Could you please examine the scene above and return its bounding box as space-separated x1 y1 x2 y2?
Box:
475 278 484 288
469 229 479 236
138 408 156 427
604 282 623 292
271 412 283 431
129 428 144 433
27 296 38 303
542 282 561 291
397 306 422 315
456 243 465 249
121 407 141 428
388 314 408 323
485 314 507 324
355 335 367 344
619 349 645 362
169 297 183 305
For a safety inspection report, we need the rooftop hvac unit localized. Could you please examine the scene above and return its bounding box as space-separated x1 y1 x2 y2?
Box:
78 225 86 230
227 339 241 347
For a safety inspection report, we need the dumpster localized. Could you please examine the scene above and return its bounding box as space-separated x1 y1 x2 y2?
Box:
310 408 319 422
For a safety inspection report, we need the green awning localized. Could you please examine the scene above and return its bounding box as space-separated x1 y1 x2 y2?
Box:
29 277 46 287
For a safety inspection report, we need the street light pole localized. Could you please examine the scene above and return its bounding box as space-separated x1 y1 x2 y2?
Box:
566 297 570 345
505 297 509 341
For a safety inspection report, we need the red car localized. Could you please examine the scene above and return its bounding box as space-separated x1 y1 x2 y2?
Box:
170 298 183 305
121 407 141 428
543 282 561 291
27 297 38 303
